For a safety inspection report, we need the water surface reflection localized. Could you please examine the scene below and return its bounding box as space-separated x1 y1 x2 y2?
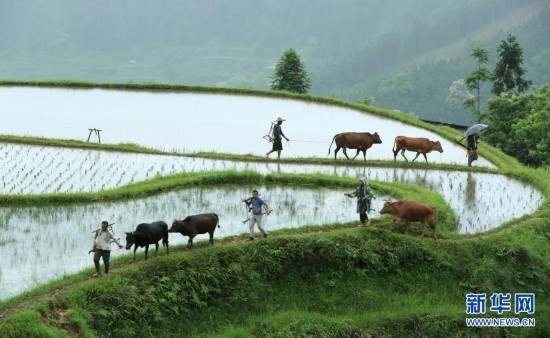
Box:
0 143 543 234
0 87 493 166
0 186 388 300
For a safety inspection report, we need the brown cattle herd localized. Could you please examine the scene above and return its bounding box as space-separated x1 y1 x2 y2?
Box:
328 131 442 238
126 132 444 260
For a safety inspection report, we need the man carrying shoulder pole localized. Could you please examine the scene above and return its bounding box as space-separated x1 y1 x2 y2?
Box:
266 117 290 159
92 221 123 277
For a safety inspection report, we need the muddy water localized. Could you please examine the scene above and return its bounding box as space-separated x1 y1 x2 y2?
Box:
0 86 493 166
0 186 390 301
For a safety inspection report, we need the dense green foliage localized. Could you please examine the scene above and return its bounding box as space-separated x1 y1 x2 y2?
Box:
492 34 532 95
481 86 550 166
270 48 311 94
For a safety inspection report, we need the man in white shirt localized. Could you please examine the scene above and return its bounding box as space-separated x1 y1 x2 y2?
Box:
93 221 123 277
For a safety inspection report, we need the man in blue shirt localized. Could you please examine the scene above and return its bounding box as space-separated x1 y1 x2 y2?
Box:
266 117 290 159
243 190 271 240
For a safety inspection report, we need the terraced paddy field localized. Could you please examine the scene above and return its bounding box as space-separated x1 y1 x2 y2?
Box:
0 83 494 166
0 82 547 337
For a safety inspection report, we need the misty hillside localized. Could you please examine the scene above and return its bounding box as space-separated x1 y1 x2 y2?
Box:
1 0 548 124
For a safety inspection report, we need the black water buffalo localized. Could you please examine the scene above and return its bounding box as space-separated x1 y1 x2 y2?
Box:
125 221 169 260
328 132 382 160
169 213 220 249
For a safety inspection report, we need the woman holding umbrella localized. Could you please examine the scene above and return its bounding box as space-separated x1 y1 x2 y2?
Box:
465 124 487 167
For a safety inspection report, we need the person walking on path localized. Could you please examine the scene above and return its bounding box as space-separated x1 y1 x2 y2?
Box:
345 177 374 226
243 190 271 240
92 221 123 277
266 117 290 159
466 132 480 167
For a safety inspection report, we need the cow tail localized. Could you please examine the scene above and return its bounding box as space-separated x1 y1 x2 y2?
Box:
328 135 337 155
215 213 220 228
392 137 399 157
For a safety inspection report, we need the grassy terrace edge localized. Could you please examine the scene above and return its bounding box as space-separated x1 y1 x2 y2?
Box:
0 133 503 174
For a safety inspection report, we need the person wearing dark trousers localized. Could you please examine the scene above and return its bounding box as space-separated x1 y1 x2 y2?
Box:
467 132 480 167
345 177 374 226
266 117 290 159
92 221 123 277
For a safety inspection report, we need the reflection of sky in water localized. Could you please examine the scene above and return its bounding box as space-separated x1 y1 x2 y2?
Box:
0 87 493 166
0 186 390 301
0 157 544 301
0 143 544 234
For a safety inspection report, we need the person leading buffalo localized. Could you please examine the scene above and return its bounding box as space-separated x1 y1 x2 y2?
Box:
266 117 290 159
92 221 123 277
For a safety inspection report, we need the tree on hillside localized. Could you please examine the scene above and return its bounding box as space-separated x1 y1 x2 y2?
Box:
481 86 549 166
492 34 532 96
480 93 529 157
270 48 311 94
512 86 550 166
464 47 491 119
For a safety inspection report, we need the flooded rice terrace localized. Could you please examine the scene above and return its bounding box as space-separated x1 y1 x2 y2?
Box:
0 86 543 301
1 86 493 166
0 144 544 300
0 143 543 235
0 186 390 300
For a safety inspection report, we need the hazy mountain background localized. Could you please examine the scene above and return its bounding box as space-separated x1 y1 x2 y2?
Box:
1 0 548 124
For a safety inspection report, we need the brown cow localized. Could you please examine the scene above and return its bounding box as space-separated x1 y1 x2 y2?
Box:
328 132 382 161
392 136 443 162
169 213 220 249
380 198 437 239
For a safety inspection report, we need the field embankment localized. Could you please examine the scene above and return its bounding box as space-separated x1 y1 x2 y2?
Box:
1 221 549 337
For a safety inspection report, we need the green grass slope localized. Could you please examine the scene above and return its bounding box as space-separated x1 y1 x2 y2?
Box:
1 221 548 337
